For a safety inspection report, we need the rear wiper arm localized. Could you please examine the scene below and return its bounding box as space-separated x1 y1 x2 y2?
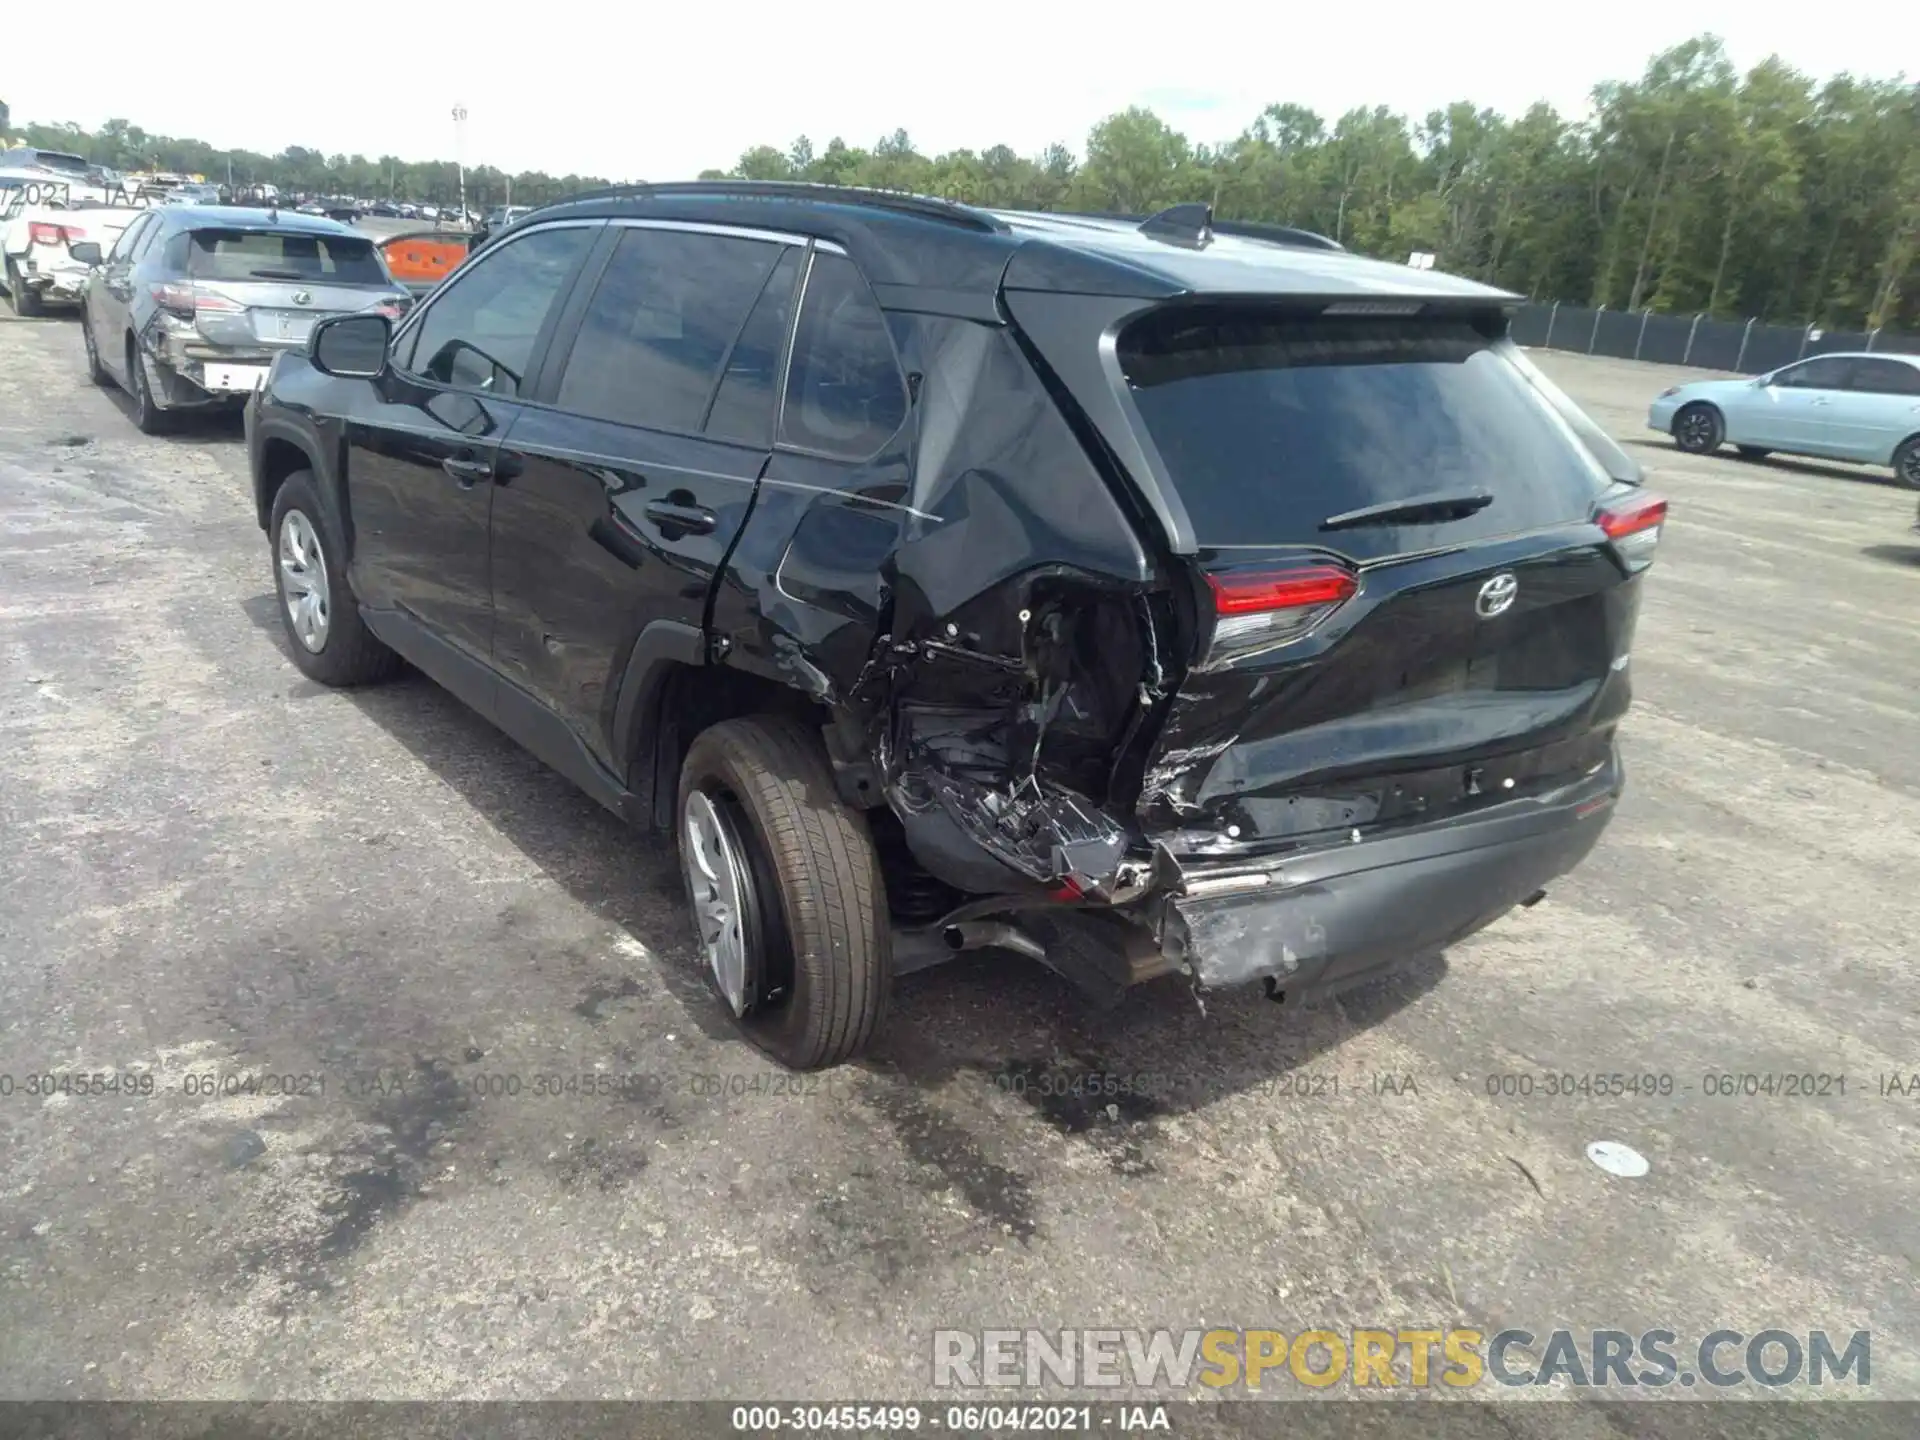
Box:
248 267 307 279
1320 489 1494 531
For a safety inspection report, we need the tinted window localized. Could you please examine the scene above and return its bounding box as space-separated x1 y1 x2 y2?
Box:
554 228 781 433
107 213 153 262
1774 357 1854 389
187 228 389 286
704 248 803 446
402 224 593 398
129 216 165 261
779 252 907 459
1119 312 1610 553
1850 358 1920 396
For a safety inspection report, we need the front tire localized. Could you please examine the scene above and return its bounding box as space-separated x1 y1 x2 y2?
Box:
1894 436 1920 490
268 470 402 687
1673 402 1724 454
678 716 890 1070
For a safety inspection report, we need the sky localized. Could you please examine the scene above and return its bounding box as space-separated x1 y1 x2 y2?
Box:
7 0 1916 180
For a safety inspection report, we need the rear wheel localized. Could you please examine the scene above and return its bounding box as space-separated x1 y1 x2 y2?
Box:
1735 445 1771 461
127 340 172 435
1673 403 1724 454
6 261 42 318
678 716 889 1070
1894 436 1920 490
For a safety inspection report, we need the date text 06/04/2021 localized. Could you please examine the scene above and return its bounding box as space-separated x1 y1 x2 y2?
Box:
729 1405 1172 1433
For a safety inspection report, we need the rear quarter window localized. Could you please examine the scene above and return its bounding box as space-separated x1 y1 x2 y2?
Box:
1119 310 1612 558
779 252 907 460
187 228 388 286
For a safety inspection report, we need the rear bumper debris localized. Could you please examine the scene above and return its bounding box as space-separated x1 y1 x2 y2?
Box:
1153 751 1623 994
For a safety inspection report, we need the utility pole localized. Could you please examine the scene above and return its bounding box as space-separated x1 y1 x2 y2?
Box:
452 104 468 222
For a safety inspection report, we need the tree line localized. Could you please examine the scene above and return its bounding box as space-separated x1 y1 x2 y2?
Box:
9 36 1917 329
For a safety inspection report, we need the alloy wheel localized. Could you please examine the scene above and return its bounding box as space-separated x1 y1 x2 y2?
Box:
277 510 332 653
683 789 756 1017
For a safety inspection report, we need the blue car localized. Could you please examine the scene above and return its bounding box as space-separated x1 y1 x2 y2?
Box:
1648 352 1920 487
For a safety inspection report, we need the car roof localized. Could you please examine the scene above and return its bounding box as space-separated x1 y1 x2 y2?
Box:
1789 351 1920 364
504 182 1513 318
155 205 362 236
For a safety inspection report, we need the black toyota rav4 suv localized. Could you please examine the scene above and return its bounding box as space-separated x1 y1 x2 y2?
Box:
247 182 1664 1069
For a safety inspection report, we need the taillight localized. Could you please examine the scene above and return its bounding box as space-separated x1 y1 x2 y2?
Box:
28 222 82 246
1204 562 1358 665
148 282 241 321
1596 492 1667 572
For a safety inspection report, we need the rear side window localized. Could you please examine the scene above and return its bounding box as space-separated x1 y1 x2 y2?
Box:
1851 358 1920 396
1119 311 1610 555
554 228 782 434
187 228 389 286
779 252 907 460
704 248 803 446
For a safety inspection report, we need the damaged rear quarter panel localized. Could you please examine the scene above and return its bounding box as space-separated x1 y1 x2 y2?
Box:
709 309 1172 899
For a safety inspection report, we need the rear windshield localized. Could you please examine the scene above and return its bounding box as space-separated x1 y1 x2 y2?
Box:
1119 311 1611 555
187 228 388 286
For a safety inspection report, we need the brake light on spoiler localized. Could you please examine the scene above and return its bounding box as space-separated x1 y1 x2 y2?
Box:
1204 563 1358 666
1595 492 1668 572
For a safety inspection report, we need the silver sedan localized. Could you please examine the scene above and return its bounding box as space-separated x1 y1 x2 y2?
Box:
1648 352 1920 487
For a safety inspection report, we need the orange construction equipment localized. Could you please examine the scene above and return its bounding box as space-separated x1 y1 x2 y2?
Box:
379 230 475 293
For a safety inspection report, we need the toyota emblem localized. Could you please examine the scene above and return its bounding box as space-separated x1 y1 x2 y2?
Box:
292 290 312 306
1476 573 1518 618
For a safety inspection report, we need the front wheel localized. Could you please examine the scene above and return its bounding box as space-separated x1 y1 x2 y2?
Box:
678 716 890 1070
1894 436 1920 490
1673 403 1724 455
268 470 402 686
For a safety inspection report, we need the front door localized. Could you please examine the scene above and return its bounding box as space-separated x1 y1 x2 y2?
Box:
489 223 805 770
1757 356 1857 453
344 221 600 663
88 209 155 382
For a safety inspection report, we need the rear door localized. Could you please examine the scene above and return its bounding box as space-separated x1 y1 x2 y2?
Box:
343 220 600 662
1829 357 1920 462
488 221 802 769
1106 306 1638 848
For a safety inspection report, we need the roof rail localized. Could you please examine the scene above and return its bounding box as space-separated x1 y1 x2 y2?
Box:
1208 217 1344 253
535 180 1009 234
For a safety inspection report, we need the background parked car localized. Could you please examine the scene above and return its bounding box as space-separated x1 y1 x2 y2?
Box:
2 185 146 317
1650 352 1920 486
71 206 410 433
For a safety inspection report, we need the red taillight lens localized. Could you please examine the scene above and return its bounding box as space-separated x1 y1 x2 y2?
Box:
28 222 79 246
1596 493 1667 572
148 282 240 320
1204 563 1358 665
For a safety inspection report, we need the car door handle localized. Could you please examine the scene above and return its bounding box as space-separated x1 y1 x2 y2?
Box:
1811 397 1832 406
441 456 492 486
643 499 717 536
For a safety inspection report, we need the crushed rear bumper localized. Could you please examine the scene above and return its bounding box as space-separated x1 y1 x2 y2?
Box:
1154 752 1623 994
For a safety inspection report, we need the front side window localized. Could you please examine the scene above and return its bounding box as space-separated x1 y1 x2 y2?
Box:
107 213 152 263
779 252 908 460
400 224 595 398
1774 357 1854 390
553 227 784 434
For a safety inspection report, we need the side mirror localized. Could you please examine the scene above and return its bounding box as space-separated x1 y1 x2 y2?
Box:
309 313 391 379
67 241 104 267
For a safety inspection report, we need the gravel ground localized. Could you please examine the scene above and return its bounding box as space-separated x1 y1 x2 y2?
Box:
1 308 1917 1430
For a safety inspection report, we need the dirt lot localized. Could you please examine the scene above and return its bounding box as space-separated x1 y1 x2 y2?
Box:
1 309 1917 1425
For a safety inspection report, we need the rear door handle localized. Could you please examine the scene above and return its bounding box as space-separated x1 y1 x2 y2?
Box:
441 456 491 486
643 499 717 536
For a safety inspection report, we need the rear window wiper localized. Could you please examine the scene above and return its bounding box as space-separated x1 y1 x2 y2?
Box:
1320 489 1494 531
247 267 308 280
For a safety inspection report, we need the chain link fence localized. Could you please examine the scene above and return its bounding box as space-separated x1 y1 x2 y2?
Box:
1509 302 1920 374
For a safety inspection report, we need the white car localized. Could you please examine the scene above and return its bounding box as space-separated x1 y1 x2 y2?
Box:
2 181 146 316
1648 352 1920 488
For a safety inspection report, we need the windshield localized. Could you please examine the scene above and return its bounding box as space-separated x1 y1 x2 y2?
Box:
187 228 390 286
1119 308 1612 558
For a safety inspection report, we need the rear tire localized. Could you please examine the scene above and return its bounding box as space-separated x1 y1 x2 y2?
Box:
678 716 890 1070
6 261 42 318
1894 436 1920 490
1673 402 1724 454
127 340 172 435
268 470 403 687
1735 445 1771 461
